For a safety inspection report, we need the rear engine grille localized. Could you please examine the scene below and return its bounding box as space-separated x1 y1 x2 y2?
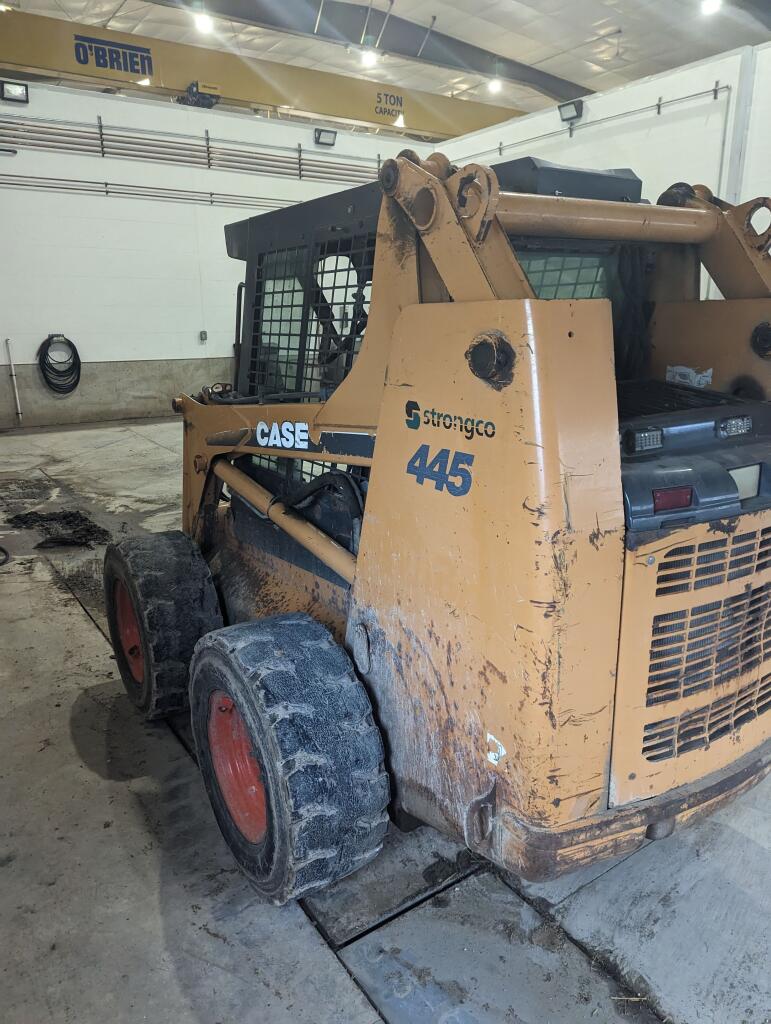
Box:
647 585 765 704
656 528 771 597
647 582 771 705
642 674 771 761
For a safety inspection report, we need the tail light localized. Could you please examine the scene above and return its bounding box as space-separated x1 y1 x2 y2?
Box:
719 415 752 438
653 486 693 513
625 427 663 454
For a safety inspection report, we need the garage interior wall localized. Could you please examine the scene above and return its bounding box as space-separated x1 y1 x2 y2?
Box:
0 86 430 429
2 41 771 430
448 42 771 211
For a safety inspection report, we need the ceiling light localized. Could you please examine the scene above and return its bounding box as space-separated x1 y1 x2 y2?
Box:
136 78 151 87
701 0 722 12
488 78 502 94
314 127 337 147
1 81 29 103
194 11 213 33
393 113 405 128
361 49 378 68
0 1 21 10
558 99 584 123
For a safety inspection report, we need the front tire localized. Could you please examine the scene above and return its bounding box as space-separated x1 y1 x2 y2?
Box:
189 614 390 904
104 531 223 719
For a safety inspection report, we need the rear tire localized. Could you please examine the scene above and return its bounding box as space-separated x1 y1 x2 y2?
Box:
104 531 223 719
189 614 390 904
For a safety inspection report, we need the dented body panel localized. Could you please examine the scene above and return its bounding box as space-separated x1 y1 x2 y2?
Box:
347 299 624 847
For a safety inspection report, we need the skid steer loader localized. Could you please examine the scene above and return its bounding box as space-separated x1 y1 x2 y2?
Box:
104 151 771 904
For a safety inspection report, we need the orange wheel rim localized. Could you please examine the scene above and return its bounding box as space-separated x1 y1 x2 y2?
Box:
114 579 143 684
207 691 268 844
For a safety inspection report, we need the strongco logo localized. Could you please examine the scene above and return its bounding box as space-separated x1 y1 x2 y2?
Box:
405 400 496 440
74 34 154 77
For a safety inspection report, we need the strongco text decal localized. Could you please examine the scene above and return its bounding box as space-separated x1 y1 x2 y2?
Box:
405 400 495 440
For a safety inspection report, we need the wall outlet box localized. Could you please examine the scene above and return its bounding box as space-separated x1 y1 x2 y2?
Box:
199 330 208 343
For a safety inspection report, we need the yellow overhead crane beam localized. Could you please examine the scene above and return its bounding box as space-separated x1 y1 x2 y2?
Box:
0 12 522 138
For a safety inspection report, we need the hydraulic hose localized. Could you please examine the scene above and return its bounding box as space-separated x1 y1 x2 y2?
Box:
37 334 81 395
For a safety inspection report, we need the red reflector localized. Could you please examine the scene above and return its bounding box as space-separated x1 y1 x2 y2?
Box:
653 486 693 513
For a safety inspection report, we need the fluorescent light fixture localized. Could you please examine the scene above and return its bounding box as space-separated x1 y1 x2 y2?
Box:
0 1 21 11
487 78 502 94
313 127 337 147
194 11 213 33
361 49 378 68
558 99 584 123
0 81 29 103
394 113 405 128
701 0 722 13
136 77 151 87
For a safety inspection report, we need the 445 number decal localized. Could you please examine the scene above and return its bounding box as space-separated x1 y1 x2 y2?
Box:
406 445 474 497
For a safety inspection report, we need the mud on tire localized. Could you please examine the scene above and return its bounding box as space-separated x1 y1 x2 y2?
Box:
104 530 223 719
189 614 390 904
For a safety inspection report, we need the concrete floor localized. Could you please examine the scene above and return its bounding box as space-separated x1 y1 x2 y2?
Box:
1 419 769 1024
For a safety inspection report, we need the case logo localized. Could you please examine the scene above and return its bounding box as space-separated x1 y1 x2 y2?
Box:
255 421 310 450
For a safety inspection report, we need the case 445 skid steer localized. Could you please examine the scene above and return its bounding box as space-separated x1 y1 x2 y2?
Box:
104 151 771 904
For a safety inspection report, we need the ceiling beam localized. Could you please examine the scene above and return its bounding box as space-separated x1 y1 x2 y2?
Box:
733 0 771 30
150 0 590 101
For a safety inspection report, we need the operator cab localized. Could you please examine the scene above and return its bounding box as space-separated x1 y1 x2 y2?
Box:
226 154 771 541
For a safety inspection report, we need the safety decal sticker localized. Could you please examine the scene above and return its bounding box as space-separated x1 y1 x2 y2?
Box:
666 365 713 389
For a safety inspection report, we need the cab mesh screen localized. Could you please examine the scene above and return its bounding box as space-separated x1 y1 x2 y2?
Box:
247 234 375 400
517 252 612 299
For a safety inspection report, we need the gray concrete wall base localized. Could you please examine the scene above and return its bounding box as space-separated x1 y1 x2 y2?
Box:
0 357 233 429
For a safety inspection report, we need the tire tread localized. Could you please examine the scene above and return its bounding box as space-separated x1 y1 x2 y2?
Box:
191 614 389 902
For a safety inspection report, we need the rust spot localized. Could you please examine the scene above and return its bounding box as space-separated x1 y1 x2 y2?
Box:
522 497 546 524
708 516 739 535
588 514 611 550
531 599 558 619
479 659 508 689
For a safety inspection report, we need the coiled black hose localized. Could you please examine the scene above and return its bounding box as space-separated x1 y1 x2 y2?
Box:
37 334 81 395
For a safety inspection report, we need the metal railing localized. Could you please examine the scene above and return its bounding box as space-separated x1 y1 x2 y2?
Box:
0 171 293 210
0 111 381 185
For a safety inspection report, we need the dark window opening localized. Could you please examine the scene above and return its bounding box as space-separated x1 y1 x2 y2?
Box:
247 233 376 402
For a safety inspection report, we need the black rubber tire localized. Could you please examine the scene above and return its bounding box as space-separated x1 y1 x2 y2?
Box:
189 614 390 904
104 531 223 720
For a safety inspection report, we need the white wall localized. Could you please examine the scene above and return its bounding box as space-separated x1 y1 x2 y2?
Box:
740 41 771 203
447 49 751 205
0 85 427 368
3 43 770 379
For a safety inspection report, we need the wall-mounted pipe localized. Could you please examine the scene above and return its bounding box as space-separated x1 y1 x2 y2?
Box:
5 337 22 425
212 459 356 584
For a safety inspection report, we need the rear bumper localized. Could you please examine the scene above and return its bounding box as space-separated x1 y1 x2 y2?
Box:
490 737 771 881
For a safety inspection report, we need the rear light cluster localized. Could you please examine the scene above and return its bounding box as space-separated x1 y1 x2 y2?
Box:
719 415 752 438
653 486 693 514
624 415 753 454
625 427 663 453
